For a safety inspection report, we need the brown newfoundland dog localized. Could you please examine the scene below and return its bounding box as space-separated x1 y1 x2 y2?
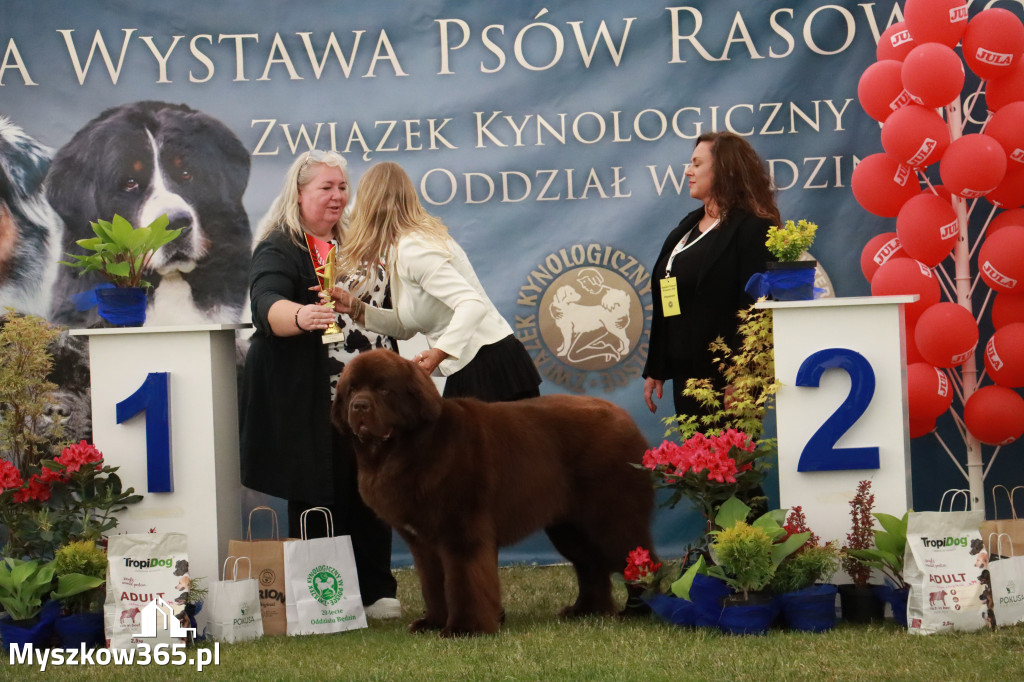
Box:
332 349 656 636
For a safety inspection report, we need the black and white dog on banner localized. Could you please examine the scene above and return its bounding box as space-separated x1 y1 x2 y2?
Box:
46 101 252 327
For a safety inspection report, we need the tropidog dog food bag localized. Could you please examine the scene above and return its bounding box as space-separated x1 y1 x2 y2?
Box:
105 533 191 649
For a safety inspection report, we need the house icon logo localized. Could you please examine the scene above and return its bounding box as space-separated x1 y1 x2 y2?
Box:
139 597 196 639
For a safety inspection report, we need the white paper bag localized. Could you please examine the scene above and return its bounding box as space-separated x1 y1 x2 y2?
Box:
905 494 991 635
206 557 265 643
284 507 367 636
988 534 1024 627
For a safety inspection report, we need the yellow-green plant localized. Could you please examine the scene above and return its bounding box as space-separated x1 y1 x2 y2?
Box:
770 543 840 594
52 540 107 614
765 219 818 262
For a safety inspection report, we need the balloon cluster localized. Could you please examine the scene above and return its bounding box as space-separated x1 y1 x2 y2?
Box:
855 2 1024 446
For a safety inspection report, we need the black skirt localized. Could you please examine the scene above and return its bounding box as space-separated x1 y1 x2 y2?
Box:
442 334 541 402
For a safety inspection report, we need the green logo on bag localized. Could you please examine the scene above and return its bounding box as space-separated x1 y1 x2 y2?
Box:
307 565 343 605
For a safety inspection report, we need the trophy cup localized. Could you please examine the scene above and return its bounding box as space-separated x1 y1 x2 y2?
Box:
316 245 346 344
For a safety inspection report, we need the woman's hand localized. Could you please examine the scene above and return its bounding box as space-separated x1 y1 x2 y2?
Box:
321 285 365 323
643 377 664 414
412 348 448 375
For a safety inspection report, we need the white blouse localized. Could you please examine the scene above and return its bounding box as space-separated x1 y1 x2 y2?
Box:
362 234 513 375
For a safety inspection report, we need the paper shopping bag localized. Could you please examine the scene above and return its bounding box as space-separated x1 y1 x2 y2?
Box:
284 507 367 636
981 485 1024 557
228 506 296 636
206 557 265 643
987 534 1024 627
905 491 991 634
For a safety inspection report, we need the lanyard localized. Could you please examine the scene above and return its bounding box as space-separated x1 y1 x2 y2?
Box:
664 219 718 277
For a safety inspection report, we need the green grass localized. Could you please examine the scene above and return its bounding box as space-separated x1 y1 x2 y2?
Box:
6 565 1024 681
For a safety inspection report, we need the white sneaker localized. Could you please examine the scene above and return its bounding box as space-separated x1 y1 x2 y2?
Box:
364 597 401 619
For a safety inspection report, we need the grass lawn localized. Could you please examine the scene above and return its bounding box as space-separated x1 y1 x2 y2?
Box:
7 564 1024 681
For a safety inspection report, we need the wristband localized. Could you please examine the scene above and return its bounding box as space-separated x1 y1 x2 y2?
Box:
294 307 304 332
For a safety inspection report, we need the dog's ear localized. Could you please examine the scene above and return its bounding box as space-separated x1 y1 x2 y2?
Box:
331 370 352 434
404 356 443 425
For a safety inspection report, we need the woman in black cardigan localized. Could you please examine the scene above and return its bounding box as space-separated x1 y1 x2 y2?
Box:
240 150 400 619
643 132 779 418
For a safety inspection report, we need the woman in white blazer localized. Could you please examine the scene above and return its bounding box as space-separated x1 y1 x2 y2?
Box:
332 162 540 401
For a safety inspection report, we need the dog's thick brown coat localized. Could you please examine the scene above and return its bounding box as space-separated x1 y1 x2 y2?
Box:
332 349 656 636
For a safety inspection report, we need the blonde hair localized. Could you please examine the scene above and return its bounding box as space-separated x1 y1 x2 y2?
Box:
257 150 350 247
337 162 449 291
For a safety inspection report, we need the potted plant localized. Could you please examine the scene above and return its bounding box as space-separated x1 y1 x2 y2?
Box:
641 304 779 547
845 510 910 627
771 506 841 632
839 480 886 623
749 218 819 300
51 540 107 648
59 213 180 326
702 496 809 634
0 557 60 651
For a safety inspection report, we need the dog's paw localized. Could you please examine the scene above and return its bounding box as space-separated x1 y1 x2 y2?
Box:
408 617 444 634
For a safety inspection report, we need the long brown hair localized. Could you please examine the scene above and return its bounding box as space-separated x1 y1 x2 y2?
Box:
337 162 450 292
697 132 780 227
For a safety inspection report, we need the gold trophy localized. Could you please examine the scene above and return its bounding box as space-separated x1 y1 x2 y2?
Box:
316 245 346 344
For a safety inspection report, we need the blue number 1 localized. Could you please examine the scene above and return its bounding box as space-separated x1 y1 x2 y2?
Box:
795 348 880 472
116 372 173 492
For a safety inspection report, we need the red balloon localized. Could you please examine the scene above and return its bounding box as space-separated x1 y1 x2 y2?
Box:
987 166 1024 209
871 257 941 322
988 60 1024 111
902 43 966 108
858 60 911 122
987 102 1024 166
990 208 1024 236
909 416 937 438
852 153 921 217
915 302 979 368
905 0 969 47
985 323 1024 387
877 22 918 61
860 232 907 282
896 193 959 266
979 225 1024 292
881 105 950 168
964 385 1024 445
905 317 926 365
963 8 1024 81
940 133 1008 198
907 362 954 420
993 291 1024 328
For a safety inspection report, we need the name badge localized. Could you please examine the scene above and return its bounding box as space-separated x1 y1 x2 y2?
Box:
659 277 681 317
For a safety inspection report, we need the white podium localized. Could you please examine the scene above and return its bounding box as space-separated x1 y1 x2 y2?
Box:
70 324 247 587
757 296 915 549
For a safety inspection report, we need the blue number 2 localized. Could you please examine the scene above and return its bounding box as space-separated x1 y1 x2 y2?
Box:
116 372 173 492
795 348 880 472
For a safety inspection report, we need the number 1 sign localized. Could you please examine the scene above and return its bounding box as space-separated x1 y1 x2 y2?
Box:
758 296 916 550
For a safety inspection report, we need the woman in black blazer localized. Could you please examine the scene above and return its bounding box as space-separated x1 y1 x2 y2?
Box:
643 132 780 418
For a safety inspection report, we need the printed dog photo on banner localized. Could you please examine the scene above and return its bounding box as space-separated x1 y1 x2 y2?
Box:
46 100 253 328
0 117 62 318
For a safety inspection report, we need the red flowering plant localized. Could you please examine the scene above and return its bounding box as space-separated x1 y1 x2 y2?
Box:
642 305 778 544
841 479 875 587
0 441 143 561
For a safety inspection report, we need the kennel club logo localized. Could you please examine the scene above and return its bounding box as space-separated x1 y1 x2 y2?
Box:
307 565 344 606
516 243 651 393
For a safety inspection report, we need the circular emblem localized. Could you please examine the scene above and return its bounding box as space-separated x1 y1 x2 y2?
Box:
515 243 651 393
307 565 343 605
259 568 276 587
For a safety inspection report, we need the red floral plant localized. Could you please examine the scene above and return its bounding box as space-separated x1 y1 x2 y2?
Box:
783 505 820 549
842 480 875 586
623 546 662 584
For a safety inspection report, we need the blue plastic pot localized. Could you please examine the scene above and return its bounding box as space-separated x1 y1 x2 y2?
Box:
778 584 838 632
643 593 696 627
55 611 105 649
689 574 731 628
95 286 147 326
718 594 777 636
0 599 60 653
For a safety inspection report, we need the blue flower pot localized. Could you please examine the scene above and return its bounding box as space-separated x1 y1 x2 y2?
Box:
0 600 60 653
55 611 105 649
778 584 838 632
718 593 777 636
689 574 731 629
643 593 696 627
95 286 147 326
873 584 909 627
